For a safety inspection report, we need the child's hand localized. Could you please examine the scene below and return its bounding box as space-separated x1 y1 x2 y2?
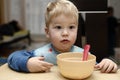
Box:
27 57 53 73
94 58 118 73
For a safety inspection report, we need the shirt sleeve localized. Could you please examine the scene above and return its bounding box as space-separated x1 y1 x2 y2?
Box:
7 50 34 72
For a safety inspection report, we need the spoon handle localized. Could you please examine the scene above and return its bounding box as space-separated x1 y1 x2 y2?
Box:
83 44 90 61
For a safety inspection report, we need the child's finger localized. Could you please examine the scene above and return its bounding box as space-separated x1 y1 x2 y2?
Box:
111 64 118 73
95 60 105 70
38 57 45 60
40 66 49 71
43 62 53 66
105 63 114 73
100 61 109 72
41 61 53 69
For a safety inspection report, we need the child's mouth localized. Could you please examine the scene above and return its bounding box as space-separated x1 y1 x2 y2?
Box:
61 39 70 43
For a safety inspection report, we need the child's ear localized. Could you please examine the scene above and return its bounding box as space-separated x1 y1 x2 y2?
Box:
45 27 49 38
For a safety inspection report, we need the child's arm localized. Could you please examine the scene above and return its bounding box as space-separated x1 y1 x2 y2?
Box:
7 50 34 72
7 50 53 73
95 58 118 73
27 57 53 72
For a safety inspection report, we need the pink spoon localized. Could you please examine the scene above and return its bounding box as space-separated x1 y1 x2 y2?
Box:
82 44 90 61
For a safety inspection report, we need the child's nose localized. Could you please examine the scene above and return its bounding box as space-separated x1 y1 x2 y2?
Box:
62 29 69 36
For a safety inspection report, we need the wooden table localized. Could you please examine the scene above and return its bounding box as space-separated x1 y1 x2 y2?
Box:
0 63 120 80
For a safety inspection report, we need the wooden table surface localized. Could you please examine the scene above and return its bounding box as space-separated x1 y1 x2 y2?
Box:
0 63 120 80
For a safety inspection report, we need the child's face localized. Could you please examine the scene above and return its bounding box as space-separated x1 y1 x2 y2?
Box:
45 14 78 52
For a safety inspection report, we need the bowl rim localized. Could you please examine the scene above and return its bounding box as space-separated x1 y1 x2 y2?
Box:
57 52 96 62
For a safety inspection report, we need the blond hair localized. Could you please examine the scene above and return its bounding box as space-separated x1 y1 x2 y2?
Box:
45 0 79 27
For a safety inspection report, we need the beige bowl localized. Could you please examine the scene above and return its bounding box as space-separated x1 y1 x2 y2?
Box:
57 52 96 79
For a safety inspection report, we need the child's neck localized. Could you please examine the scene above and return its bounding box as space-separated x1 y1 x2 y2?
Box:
51 44 71 53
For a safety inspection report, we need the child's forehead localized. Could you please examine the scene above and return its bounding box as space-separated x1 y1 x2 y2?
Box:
54 13 76 18
50 14 78 26
52 14 77 21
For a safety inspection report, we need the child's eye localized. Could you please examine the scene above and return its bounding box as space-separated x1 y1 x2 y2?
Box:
69 26 75 29
55 26 62 29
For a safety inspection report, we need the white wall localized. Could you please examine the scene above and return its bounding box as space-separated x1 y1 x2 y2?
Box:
4 0 24 25
25 0 55 35
4 0 55 35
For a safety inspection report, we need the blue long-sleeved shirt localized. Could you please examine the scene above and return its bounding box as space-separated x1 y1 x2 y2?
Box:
7 43 83 72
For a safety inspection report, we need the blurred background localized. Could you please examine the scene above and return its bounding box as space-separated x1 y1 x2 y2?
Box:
0 0 120 66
